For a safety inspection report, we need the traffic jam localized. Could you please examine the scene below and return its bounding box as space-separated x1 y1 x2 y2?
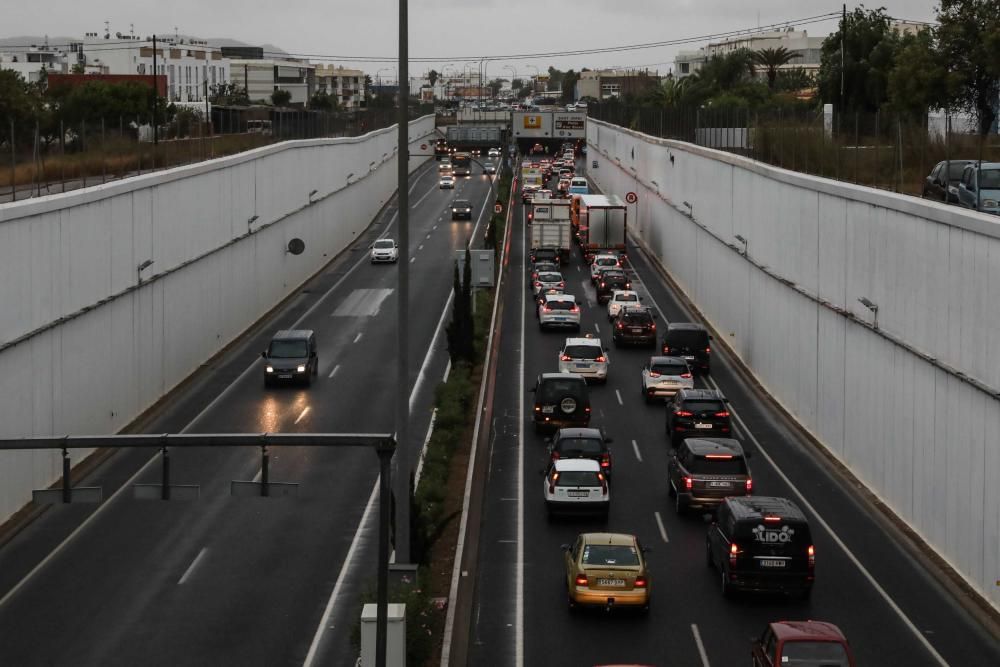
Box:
519 142 856 665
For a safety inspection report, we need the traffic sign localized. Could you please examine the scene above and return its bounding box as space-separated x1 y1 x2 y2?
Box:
625 191 638 204
494 202 503 214
420 143 427 150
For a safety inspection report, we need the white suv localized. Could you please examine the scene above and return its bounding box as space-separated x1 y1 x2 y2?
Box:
607 289 640 321
370 238 399 263
590 254 620 283
538 293 581 331
641 356 693 403
558 336 609 383
543 458 609 519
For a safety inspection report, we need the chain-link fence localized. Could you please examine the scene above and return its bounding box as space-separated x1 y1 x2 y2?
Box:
590 103 1000 198
1 105 431 203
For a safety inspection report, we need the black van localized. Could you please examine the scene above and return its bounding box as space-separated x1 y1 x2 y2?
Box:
262 329 318 387
661 323 712 374
706 496 815 598
531 373 591 434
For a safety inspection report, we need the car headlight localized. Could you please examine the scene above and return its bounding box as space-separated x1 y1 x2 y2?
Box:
984 199 998 208
453 208 458 212
297 365 307 373
266 366 274 373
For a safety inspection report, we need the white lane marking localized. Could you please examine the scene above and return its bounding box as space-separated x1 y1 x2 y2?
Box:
302 480 379 667
615 389 623 406
576 264 582 272
654 511 670 543
0 159 440 613
691 624 710 667
410 179 438 209
418 244 424 251
177 547 208 585
593 322 600 334
413 409 437 488
442 359 452 382
410 257 416 263
353 332 363 344
252 467 262 483
515 201 526 667
331 288 394 317
433 224 438 230
633 245 949 666
631 439 642 462
294 407 310 425
469 181 493 246
426 233 432 239
328 364 340 379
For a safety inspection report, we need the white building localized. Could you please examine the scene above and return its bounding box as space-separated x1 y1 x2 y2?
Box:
674 28 826 79
314 65 364 109
0 42 81 82
82 32 230 103
229 58 315 106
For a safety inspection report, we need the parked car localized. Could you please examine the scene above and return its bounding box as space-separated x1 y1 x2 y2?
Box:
922 159 975 203
957 162 1000 215
751 621 856 667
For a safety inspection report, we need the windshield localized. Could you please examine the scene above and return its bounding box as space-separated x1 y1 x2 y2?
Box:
581 544 640 566
622 311 651 325
687 456 747 475
555 471 600 486
454 200 471 207
268 340 308 358
682 400 726 413
595 257 618 267
537 378 584 401
614 293 638 302
780 641 851 666
564 345 602 359
555 438 603 455
373 240 394 249
946 162 969 179
538 273 563 282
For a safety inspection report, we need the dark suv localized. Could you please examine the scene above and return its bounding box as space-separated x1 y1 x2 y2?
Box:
531 373 591 434
595 270 631 304
667 438 752 514
451 199 473 220
666 388 731 441
547 427 613 477
612 306 657 347
707 496 815 598
661 323 712 374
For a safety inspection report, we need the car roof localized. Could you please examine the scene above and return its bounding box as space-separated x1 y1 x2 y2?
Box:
540 372 586 381
454 199 471 205
554 427 603 440
667 322 707 332
769 620 848 642
727 496 806 521
554 458 601 472
593 253 618 259
650 355 688 366
683 437 745 457
272 329 313 340
580 532 638 546
677 388 725 400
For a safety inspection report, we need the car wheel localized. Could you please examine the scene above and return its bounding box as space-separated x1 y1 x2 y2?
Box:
303 374 312 388
668 480 676 497
574 324 581 333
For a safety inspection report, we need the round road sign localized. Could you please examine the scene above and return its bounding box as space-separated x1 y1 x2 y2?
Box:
625 191 638 204
420 143 427 150
494 203 503 214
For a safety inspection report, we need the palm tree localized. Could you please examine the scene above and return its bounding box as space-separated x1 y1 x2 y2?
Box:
751 47 802 89
428 69 439 88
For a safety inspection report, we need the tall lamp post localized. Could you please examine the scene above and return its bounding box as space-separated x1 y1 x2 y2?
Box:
504 65 516 102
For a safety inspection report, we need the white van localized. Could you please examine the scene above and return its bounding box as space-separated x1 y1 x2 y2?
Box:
569 177 589 195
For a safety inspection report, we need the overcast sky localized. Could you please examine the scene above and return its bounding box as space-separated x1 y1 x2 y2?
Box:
4 1 938 80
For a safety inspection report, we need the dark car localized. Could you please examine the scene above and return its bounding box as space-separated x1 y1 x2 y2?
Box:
612 306 657 347
667 438 752 514
262 329 318 387
661 322 712 374
531 373 591 434
451 199 473 220
547 427 613 477
595 270 631 304
752 620 856 667
922 159 975 203
530 248 560 265
707 496 815 598
666 388 732 441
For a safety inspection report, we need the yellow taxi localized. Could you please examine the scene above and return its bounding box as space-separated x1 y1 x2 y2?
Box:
562 532 650 612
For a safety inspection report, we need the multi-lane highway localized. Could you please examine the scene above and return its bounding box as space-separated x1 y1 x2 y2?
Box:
469 161 1000 666
0 158 498 665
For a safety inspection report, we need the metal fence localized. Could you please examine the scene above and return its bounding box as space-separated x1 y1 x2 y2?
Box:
590 104 1000 197
1 105 431 204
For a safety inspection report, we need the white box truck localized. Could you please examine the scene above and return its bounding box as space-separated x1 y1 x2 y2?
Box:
572 194 627 262
529 198 573 263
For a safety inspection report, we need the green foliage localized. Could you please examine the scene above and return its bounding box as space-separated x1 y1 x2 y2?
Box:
752 47 802 89
936 0 1000 135
0 70 41 145
818 5 902 112
887 29 948 118
774 67 815 93
560 70 581 103
427 69 439 88
270 88 292 106
445 257 475 364
48 80 157 126
210 82 249 106
511 78 524 91
309 91 338 111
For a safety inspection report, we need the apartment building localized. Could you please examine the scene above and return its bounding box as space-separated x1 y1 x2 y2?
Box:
674 28 825 79
226 46 315 106
314 65 364 109
575 69 662 101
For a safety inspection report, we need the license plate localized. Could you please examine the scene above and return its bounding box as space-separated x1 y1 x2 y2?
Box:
759 559 786 569
707 481 731 488
575 363 591 369
631 328 643 334
683 355 695 360
567 490 589 497
554 317 566 321
542 406 555 414
695 423 713 429
596 578 626 587
278 374 293 379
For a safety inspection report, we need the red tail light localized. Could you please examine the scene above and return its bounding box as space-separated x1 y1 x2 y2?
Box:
549 471 559 495
680 372 692 379
705 347 711 354
729 543 739 568
595 356 606 363
648 371 661 378
650 323 656 330
616 322 624 329
600 454 610 468
551 451 560 460
575 573 588 586
570 306 579 313
560 354 572 361
745 478 753 493
598 472 608 495
807 545 815 569
633 576 647 588
683 476 693 491
534 405 541 412
544 306 553 312
558 281 565 288
625 282 632 289
662 346 671 354
714 411 730 418
600 282 606 288
534 281 541 287
675 410 693 417
584 406 591 413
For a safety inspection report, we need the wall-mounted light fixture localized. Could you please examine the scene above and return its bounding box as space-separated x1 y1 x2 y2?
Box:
137 259 154 284
734 234 748 256
247 214 259 230
682 201 693 217
858 297 879 329
308 189 318 202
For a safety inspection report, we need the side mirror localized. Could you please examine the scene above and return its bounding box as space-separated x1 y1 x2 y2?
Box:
724 397 732 403
667 449 676 457
261 351 268 359
651 311 659 318
544 437 553 444
709 334 714 340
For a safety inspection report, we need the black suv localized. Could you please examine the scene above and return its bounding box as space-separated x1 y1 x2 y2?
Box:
661 323 712 374
666 388 732 441
706 496 815 598
612 306 657 347
547 427 613 477
595 269 631 304
451 199 473 220
531 373 591 434
667 438 752 514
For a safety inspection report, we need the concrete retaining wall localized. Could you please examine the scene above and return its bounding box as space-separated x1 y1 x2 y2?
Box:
0 116 436 522
588 118 1000 610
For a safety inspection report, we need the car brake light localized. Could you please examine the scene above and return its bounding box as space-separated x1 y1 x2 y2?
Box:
560 354 572 361
675 410 693 417
633 575 647 588
600 282 606 288
595 356 606 362
534 405 541 412
807 545 815 568
584 406 591 413
662 346 670 354
575 573 588 586
549 471 559 494
616 322 624 329
544 306 553 312
715 411 730 418
680 372 692 379
625 282 631 289
570 306 579 313
551 451 560 460
705 454 733 459
683 476 693 491
729 543 739 568
600 454 610 468
534 281 541 287
598 472 608 495
745 478 753 493
649 371 660 378
650 323 656 330
763 516 782 522
705 347 711 354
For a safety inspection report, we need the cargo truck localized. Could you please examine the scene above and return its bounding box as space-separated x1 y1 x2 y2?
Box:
571 194 627 263
521 169 545 203
529 198 573 263
445 125 502 154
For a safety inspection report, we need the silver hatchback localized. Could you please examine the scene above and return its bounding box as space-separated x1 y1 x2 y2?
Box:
641 356 693 403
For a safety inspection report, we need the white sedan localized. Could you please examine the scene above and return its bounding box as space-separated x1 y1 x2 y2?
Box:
590 253 620 283
607 290 641 321
532 271 565 296
370 238 399 263
439 174 455 189
488 147 501 158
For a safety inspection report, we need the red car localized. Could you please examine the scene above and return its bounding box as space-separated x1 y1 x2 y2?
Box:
751 621 856 667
